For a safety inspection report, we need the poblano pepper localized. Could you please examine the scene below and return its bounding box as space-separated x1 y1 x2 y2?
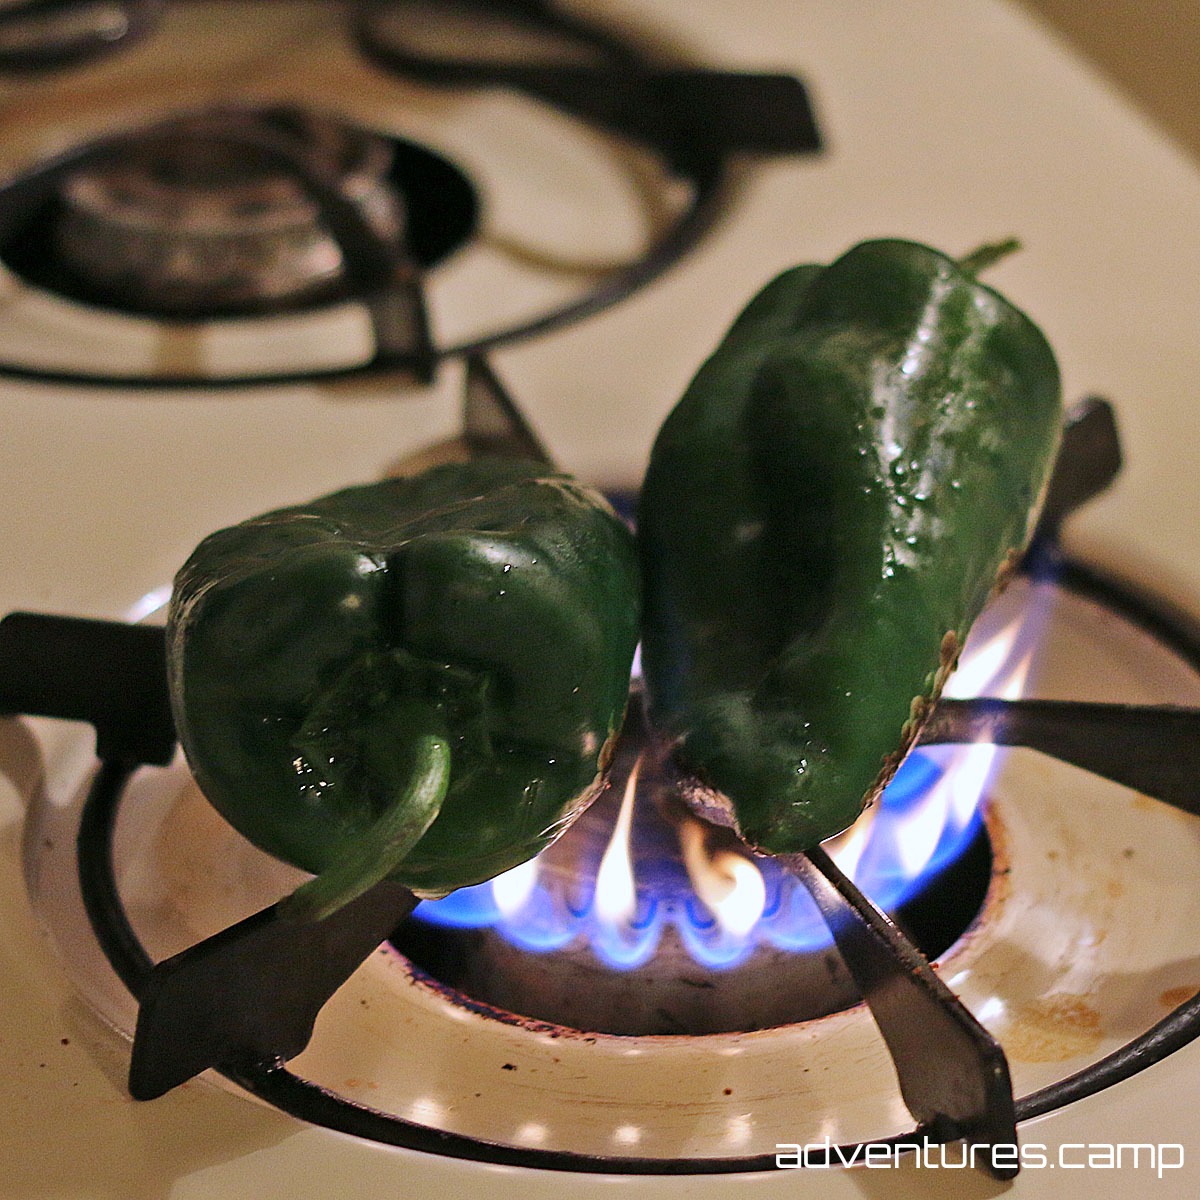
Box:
638 238 1061 854
167 458 640 915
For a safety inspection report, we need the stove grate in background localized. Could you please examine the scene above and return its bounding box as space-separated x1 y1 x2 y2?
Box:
0 0 820 388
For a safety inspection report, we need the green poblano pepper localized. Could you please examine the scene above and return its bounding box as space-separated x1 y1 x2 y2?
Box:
637 238 1062 854
168 458 640 915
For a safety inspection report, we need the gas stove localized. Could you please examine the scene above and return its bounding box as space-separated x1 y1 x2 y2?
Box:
3 1 1200 1197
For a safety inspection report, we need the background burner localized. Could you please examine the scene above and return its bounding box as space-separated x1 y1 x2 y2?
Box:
0 0 819 386
53 106 407 315
3 104 478 320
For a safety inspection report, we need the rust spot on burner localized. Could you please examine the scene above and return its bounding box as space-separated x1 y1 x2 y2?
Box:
865 629 961 813
991 546 1023 596
1006 994 1103 1063
1159 986 1198 1009
393 947 604 1040
939 629 960 670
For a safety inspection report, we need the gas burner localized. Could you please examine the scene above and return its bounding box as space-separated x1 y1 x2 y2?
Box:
51 106 407 315
394 703 993 1036
11 521 1200 1176
6 377 1200 1181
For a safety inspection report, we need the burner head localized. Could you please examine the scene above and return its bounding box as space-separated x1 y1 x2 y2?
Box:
53 106 405 315
398 722 993 1036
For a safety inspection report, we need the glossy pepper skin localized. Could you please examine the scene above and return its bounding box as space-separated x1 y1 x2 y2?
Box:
167 458 640 901
638 238 1061 854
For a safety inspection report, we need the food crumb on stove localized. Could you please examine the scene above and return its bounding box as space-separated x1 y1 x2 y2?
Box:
1159 985 1197 1009
501 1063 517 1071
60 1037 69 1046
723 1088 733 1096
1006 994 1102 1062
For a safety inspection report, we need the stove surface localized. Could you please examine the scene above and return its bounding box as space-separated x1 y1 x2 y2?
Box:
2 1 1200 1197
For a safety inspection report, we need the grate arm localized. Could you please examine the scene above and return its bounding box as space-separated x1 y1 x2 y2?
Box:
782 846 1019 1180
922 698 1200 815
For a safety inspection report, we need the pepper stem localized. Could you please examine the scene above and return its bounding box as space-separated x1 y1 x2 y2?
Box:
280 734 452 923
957 238 1021 276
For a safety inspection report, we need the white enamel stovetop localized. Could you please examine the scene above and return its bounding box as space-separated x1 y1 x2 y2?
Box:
2 1 1200 1197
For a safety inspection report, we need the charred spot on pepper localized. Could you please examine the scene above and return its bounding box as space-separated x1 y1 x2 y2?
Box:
991 545 1025 597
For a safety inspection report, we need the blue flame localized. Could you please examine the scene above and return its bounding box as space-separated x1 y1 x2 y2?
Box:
413 746 983 969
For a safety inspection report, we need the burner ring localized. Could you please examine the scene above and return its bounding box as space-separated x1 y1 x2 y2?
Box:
66 556 1200 1173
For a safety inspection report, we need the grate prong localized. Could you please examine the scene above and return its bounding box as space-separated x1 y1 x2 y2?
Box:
1031 396 1121 543
462 354 555 465
128 879 419 1100
781 847 1018 1179
920 698 1200 815
0 611 174 765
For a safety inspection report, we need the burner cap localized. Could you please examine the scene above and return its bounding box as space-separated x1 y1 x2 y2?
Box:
53 106 405 315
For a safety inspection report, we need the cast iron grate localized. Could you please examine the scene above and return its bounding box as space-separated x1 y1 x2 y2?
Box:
0 0 820 388
3 367 1200 1178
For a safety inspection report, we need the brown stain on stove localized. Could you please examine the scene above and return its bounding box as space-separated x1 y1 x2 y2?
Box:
1159 985 1198 1009
1132 791 1192 821
1005 994 1104 1063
